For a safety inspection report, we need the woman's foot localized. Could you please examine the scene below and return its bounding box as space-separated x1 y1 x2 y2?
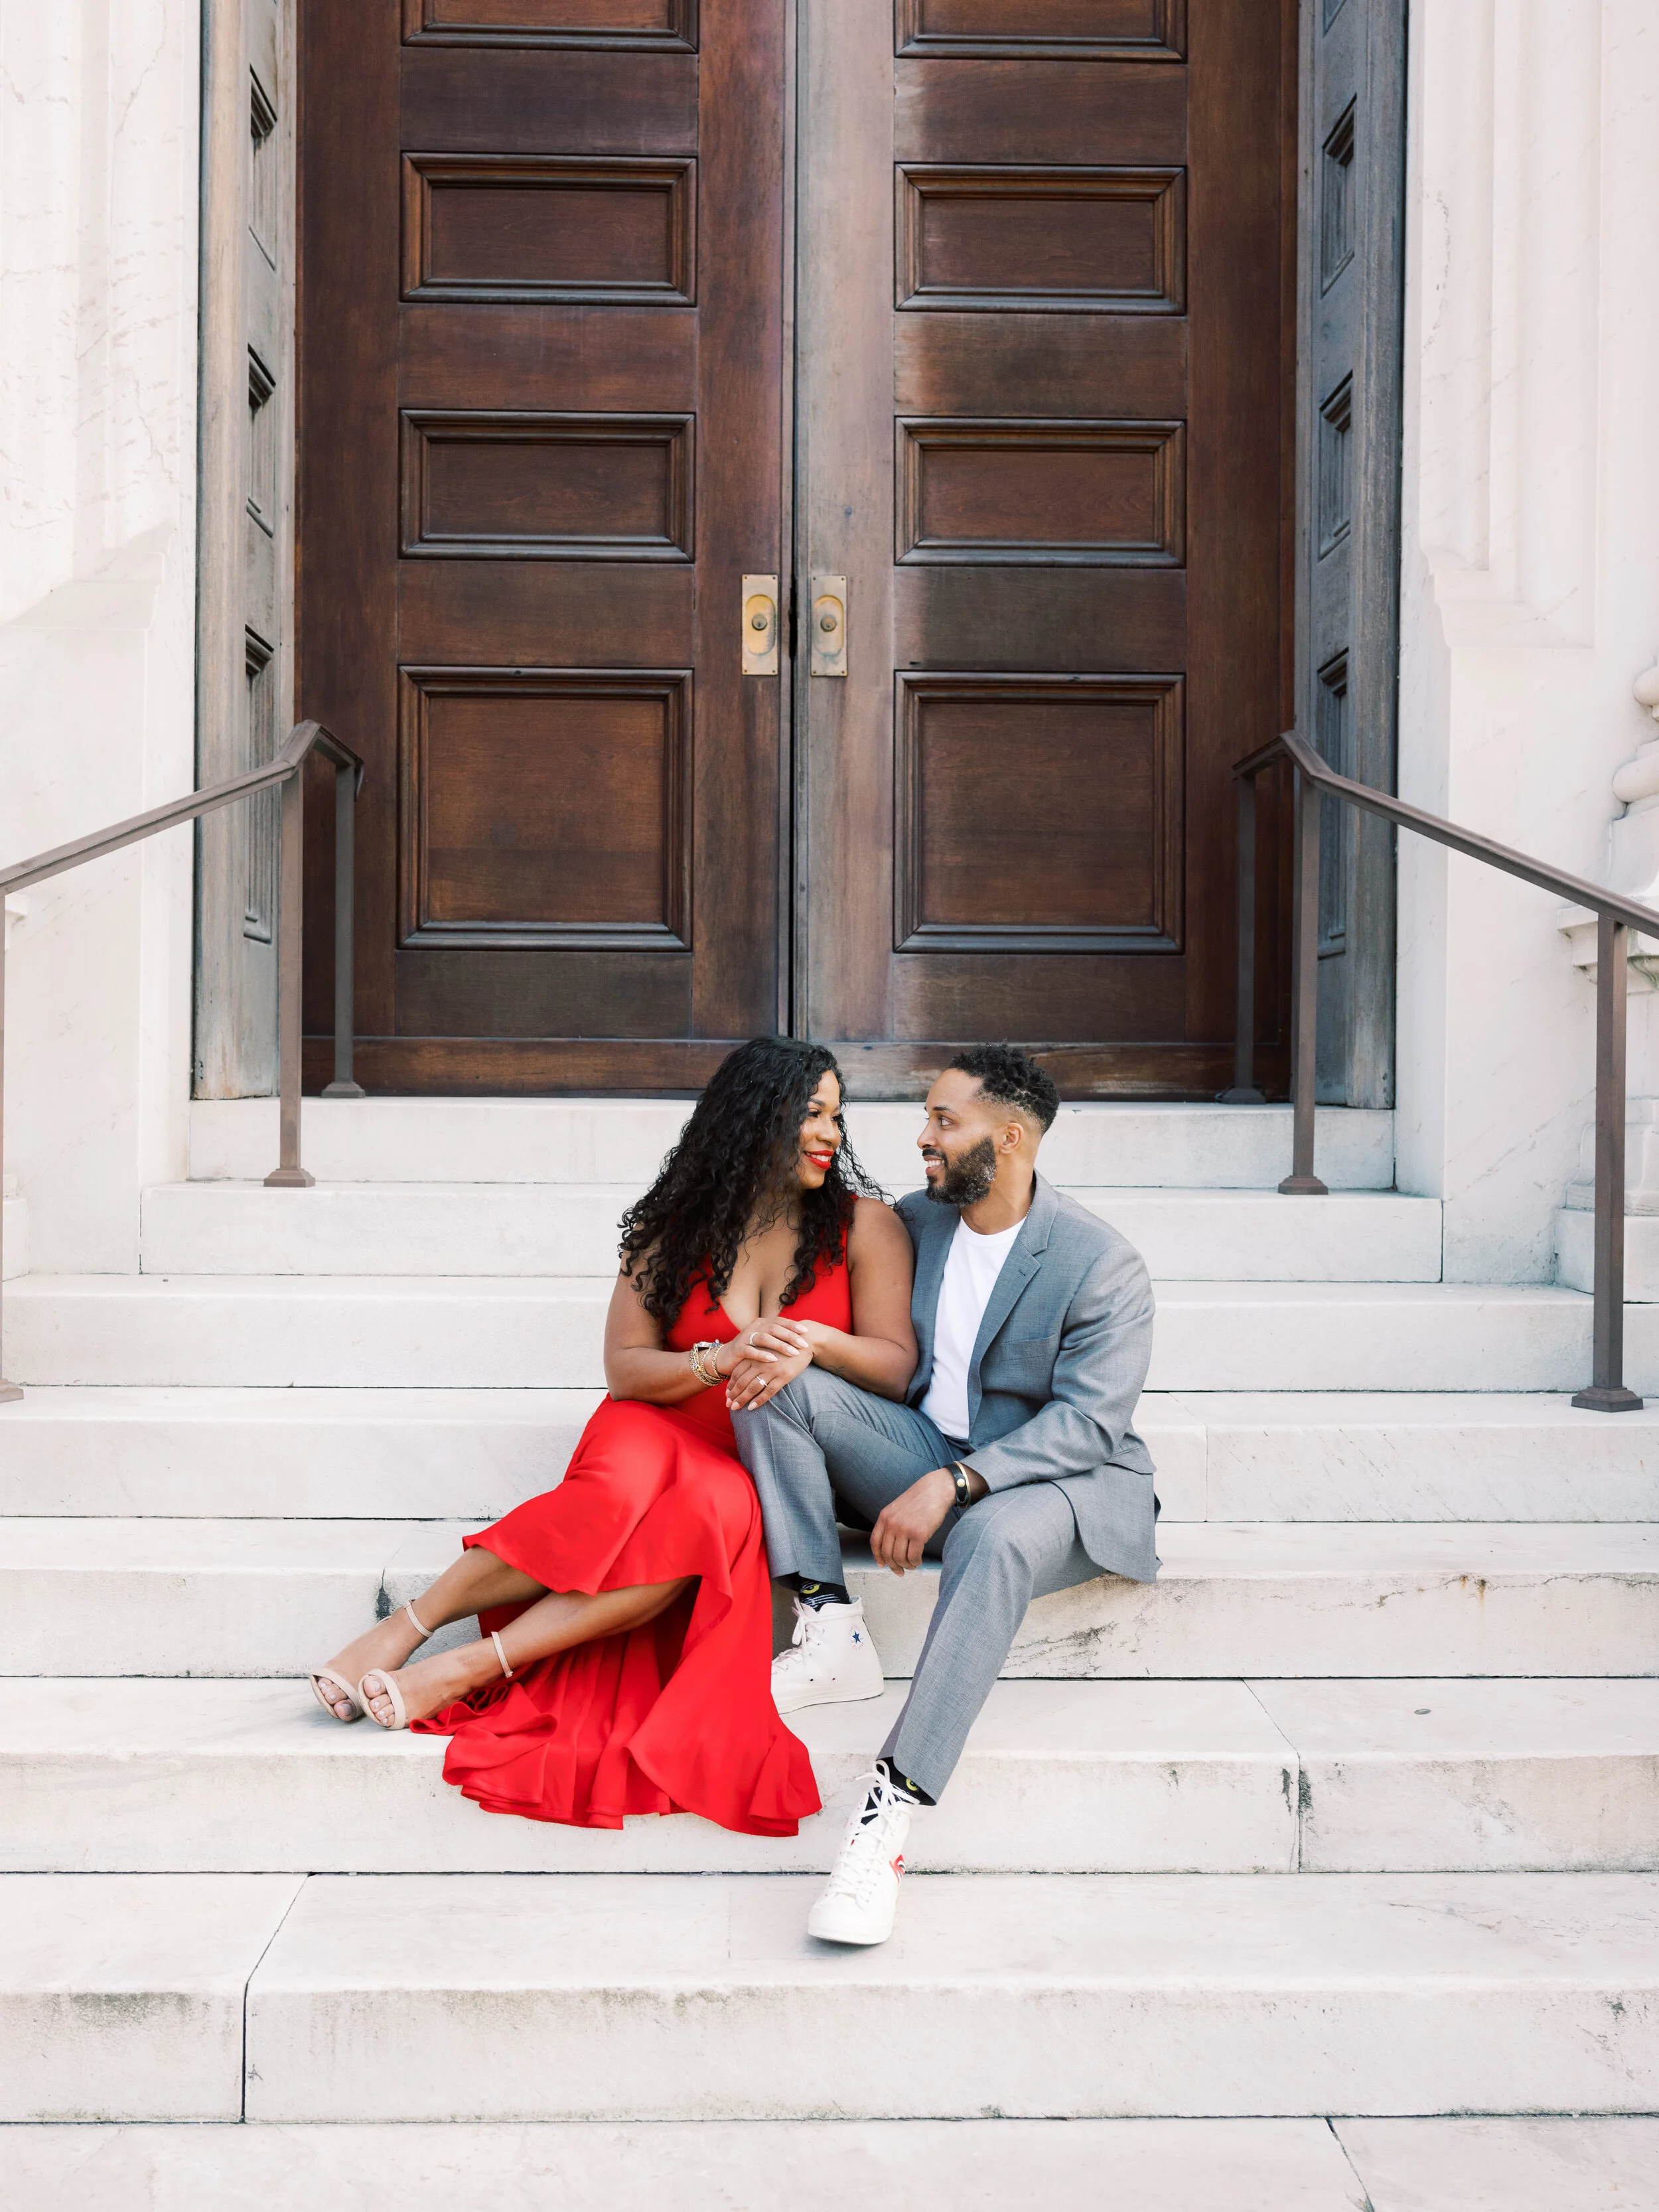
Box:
360 1643 500 1730
313 1609 429 1722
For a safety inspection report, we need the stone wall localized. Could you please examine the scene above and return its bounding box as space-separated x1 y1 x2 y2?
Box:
0 1 200 1270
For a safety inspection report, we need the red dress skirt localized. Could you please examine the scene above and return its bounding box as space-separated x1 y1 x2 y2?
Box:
411 1259 850 1836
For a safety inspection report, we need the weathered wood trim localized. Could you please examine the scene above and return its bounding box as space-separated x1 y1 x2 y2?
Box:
195 0 297 1096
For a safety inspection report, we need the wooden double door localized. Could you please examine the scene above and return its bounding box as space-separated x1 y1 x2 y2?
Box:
299 0 1295 1096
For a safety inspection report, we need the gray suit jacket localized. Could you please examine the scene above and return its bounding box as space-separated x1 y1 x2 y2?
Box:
896 1175 1158 1583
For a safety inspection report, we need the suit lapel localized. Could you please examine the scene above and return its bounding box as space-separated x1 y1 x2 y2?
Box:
967 1175 1058 1428
908 1199 956 1402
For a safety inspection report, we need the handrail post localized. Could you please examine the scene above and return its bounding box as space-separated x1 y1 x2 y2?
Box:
1279 759 1329 1195
265 766 315 1188
1220 768 1267 1104
0 932 21 1401
1573 911 1642 1410
321 757 364 1099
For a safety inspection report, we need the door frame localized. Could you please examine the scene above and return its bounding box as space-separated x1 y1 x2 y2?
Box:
194 0 1406 1102
194 0 299 1098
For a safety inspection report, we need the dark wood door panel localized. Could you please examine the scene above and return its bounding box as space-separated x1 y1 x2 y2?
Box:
895 59 1187 163
403 0 698 50
800 0 1292 1099
894 570 1186 674
400 47 697 151
895 674 1184 954
398 668 692 949
898 165 1185 313
897 419 1183 563
403 155 696 305
891 954 1193 1039
896 1 1185 64
398 563 694 664
400 411 695 561
399 307 697 410
300 0 783 1091
896 311 1185 415
397 947 692 1036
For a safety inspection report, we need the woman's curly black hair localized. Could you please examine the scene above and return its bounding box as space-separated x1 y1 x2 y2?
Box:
618 1037 882 1324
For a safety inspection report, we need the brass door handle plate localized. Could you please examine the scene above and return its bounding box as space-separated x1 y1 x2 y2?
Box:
742 575 779 676
810 573 847 678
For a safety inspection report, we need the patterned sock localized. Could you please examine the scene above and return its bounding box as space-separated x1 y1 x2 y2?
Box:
793 1577 851 1609
872 1757 932 1810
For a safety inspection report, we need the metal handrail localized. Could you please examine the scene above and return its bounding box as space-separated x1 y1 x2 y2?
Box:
0 717 364 1402
1230 725 1659 1412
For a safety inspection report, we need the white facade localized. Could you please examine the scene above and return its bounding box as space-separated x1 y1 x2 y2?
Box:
1399 0 1659 1282
3 1 1659 1290
0 1 199 1272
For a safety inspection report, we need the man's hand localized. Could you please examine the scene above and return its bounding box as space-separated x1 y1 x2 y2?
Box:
870 1467 959 1575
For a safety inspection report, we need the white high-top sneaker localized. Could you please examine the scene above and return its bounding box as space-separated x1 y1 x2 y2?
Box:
771 1596 885 1716
807 1765 914 1946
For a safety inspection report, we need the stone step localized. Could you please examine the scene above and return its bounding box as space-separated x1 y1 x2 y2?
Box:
0 2118 1407 2212
6 1675 1656 1878
0 1677 1297 1876
5 2117 1654 2211
189 1096 1396 1191
3 1519 1652 1679
139 1180 1443 1282
234 1870 1659 2119
3 1276 1636 1391
4 1387 1654 1524
0 1873 303 2122
13 1870 1651 2124
1559 1207 1659 1300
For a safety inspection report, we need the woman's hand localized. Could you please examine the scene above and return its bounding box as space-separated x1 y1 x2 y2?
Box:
725 1319 814 1412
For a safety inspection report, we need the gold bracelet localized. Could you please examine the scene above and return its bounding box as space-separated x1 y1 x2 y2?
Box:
688 1340 723 1388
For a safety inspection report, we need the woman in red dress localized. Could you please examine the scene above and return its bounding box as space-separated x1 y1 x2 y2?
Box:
308 1039 917 1837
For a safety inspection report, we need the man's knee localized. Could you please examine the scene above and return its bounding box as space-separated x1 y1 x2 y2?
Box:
940 1497 1056 1611
738 1363 859 1440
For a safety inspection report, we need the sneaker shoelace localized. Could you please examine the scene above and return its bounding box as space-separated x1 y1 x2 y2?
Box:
822 1768 910 1904
774 1596 826 1678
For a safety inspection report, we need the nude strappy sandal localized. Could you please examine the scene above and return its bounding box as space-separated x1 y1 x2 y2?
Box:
311 1599 431 1725
360 1615 514 1733
309 1667 364 1724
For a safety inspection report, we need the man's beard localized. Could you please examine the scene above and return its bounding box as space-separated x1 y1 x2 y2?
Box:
923 1135 998 1207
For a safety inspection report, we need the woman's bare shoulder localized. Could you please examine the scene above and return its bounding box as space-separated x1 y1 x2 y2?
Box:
847 1193 912 1258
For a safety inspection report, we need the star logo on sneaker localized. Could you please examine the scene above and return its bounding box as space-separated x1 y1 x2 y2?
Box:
891 1854 905 1878
851 1631 862 1644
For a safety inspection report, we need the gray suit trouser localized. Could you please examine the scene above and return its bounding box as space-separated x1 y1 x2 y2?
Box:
732 1366 1100 1801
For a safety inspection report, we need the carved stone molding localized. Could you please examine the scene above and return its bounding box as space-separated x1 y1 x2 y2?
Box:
1557 654 1659 991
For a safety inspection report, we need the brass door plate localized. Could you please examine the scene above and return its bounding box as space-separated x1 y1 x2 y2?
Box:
810 573 847 677
741 575 779 676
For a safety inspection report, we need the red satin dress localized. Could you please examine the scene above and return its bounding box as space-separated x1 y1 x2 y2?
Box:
411 1258 849 1836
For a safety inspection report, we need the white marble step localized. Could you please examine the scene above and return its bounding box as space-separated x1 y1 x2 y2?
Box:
0 1677 1297 1876
0 2119 1380 2212
3 1276 1640 1391
13 2119 1656 2212
0 1873 302 2122
3 1520 1652 1679
139 1180 1443 1282
3 1387 1654 1524
7 1676 1656 1878
15 1871 1650 2125
190 1096 1396 1191
235 1871 1659 2119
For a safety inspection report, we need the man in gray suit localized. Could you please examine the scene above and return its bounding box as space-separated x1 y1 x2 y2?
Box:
733 1044 1157 1947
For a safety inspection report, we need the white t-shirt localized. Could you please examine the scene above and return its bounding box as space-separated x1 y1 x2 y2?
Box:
919 1215 1025 1447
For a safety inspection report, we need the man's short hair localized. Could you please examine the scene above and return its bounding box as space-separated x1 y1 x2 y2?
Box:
948 1044 1060 1134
